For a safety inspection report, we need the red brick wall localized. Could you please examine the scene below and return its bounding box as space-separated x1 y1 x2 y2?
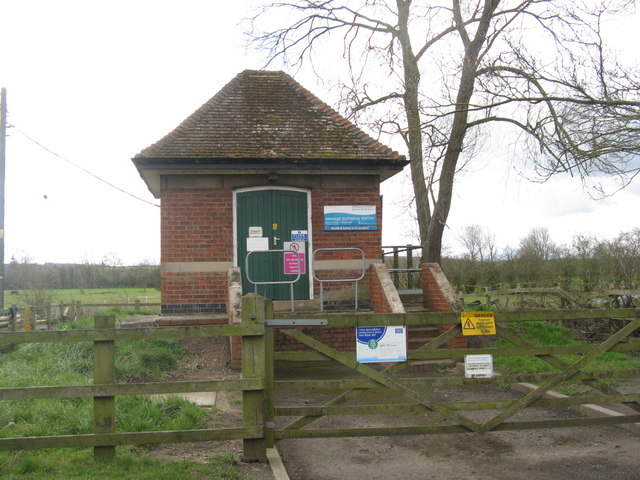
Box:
161 186 382 313
311 188 381 257
421 263 467 349
230 335 242 365
161 189 233 262
310 188 380 304
369 270 391 314
160 272 227 314
160 189 233 314
369 263 404 314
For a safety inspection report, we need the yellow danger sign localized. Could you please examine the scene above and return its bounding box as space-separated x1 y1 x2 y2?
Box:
461 312 496 336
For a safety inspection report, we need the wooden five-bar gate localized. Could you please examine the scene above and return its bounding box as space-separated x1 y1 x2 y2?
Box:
1 293 639 462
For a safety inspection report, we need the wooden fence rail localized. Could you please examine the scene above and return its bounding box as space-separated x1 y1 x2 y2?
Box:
0 297 267 461
0 301 162 331
270 306 640 438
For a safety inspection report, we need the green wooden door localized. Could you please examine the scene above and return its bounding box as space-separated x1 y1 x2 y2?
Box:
236 189 310 300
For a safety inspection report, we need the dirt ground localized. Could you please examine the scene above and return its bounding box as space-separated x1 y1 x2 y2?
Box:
278 424 640 480
145 336 275 480
148 337 640 480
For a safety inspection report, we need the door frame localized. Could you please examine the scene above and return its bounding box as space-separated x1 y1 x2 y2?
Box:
233 186 314 300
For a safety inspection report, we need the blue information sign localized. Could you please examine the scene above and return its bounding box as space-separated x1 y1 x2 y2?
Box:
324 205 377 231
356 326 407 363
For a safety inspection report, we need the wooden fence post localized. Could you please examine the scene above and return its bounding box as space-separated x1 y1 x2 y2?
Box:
46 304 52 330
392 247 399 287
241 294 269 462
134 300 141 311
9 305 16 331
24 306 33 331
93 315 116 461
264 300 275 449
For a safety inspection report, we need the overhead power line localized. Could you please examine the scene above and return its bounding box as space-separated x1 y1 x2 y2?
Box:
7 122 160 208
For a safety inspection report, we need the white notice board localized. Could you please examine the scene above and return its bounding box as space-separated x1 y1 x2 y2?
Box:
356 326 407 363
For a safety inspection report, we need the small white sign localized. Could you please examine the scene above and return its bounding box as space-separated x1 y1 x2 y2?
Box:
284 241 306 254
248 226 263 238
246 237 269 252
464 354 493 378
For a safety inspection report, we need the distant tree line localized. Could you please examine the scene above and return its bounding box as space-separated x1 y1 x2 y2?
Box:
442 227 640 293
5 254 159 290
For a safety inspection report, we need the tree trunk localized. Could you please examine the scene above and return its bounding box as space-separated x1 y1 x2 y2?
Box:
424 0 501 264
397 0 430 246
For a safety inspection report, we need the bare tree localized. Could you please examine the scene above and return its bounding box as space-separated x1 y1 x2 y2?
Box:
602 229 640 289
459 224 496 261
249 0 640 264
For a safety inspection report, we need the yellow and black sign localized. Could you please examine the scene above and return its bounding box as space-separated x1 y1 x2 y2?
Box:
461 311 496 336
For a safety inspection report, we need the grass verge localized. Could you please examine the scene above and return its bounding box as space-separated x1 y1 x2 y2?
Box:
0 449 246 480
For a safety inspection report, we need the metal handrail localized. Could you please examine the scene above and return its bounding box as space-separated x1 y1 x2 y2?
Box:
312 247 365 312
245 249 302 312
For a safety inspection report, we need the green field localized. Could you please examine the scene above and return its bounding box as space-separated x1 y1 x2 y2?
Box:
4 288 161 309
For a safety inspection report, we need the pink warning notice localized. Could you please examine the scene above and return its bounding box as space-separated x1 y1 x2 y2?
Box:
284 252 306 274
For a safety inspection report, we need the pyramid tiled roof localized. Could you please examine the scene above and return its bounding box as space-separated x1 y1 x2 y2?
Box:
135 70 405 162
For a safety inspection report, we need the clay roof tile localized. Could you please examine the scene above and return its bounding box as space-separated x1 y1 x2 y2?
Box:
135 70 405 162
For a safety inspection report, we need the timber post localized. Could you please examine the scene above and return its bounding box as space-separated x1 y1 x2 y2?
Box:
241 294 269 462
45 304 52 330
93 315 116 461
9 305 16 331
264 299 275 448
24 306 33 331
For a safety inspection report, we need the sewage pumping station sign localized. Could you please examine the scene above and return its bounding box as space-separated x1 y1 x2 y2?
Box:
324 205 377 231
356 326 407 363
461 311 496 336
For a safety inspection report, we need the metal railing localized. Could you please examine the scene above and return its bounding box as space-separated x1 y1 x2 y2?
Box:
312 247 365 312
245 249 302 312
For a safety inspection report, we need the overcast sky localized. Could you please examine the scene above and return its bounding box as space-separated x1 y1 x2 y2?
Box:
2 1 639 265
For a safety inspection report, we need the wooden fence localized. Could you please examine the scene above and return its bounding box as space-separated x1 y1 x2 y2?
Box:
270 304 640 439
457 286 640 310
0 301 162 331
1 295 640 461
381 245 422 290
0 302 267 461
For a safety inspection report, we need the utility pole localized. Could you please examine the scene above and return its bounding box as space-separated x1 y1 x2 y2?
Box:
0 88 6 311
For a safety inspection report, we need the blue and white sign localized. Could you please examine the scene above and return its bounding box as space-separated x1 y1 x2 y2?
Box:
324 205 377 231
291 230 309 242
356 326 407 363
